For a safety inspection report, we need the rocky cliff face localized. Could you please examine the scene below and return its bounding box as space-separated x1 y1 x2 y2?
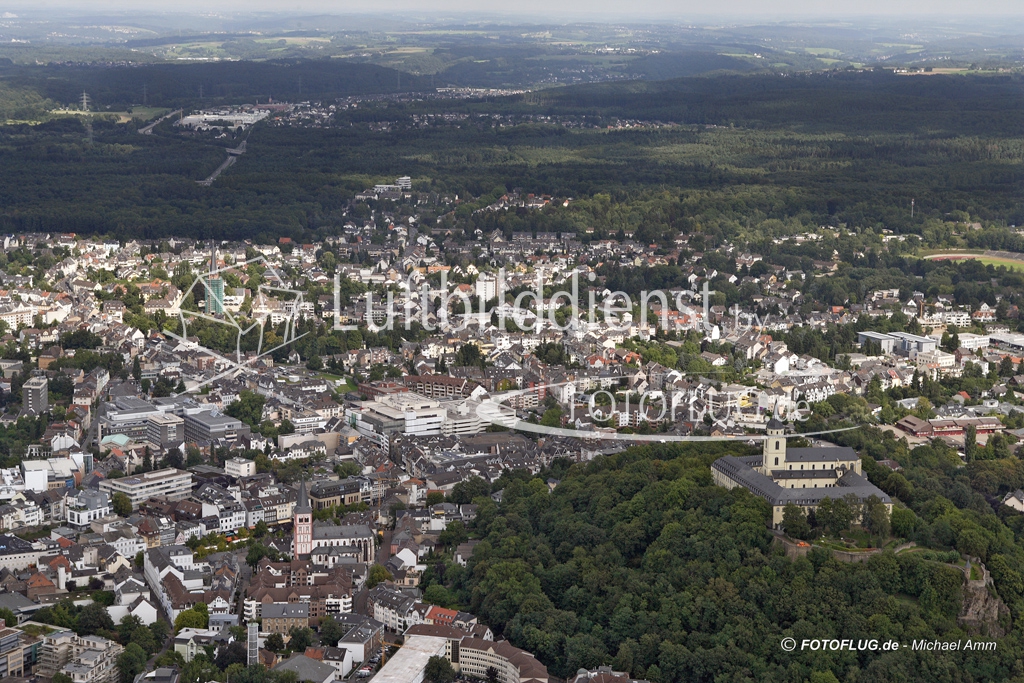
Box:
959 564 1011 636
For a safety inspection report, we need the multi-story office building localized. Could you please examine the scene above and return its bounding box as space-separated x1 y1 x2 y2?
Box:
146 413 185 449
98 398 160 442
346 392 445 448
183 411 251 444
99 468 193 509
0 620 39 678
22 376 48 415
205 276 224 315
956 332 990 351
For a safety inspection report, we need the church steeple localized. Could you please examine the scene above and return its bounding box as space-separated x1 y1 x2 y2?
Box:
295 477 312 514
293 477 313 558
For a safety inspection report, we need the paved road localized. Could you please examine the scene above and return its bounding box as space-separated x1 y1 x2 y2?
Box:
138 110 182 135
352 582 369 616
235 547 252 617
198 140 248 186
198 155 238 186
145 614 175 669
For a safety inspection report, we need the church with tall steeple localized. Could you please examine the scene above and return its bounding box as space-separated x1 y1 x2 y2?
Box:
293 478 313 558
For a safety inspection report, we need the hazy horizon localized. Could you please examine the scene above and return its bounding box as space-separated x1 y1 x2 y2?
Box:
3 1 1024 24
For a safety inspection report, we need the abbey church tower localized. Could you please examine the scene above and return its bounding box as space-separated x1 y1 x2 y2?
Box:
763 417 787 471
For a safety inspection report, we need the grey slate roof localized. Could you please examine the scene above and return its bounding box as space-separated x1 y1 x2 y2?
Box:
273 654 336 683
262 603 309 619
782 446 860 463
712 455 891 507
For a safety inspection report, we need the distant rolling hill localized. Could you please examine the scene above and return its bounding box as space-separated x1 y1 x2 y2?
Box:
0 59 432 108
626 51 763 80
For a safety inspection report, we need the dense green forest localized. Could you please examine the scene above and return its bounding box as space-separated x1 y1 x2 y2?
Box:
424 441 1024 683
0 60 433 109
539 71 1024 135
0 69 1022 241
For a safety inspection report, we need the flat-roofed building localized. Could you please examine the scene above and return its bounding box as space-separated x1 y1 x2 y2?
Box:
225 457 256 479
147 413 184 449
66 490 111 528
856 331 896 355
345 392 445 448
991 332 1024 351
889 331 938 358
22 376 48 415
184 411 251 443
21 458 78 493
371 634 447 683
99 400 160 442
0 620 37 678
378 628 552 683
957 332 990 351
915 349 957 377
37 629 77 677
58 634 122 683
99 468 192 509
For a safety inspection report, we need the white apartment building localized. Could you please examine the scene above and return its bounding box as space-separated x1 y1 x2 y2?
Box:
225 457 256 479
475 273 497 302
99 468 193 509
60 635 123 683
944 311 972 328
0 304 36 329
915 349 957 377
65 490 111 528
440 400 486 436
218 502 247 534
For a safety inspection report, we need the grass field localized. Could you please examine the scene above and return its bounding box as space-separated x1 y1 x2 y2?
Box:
804 47 842 57
924 253 1024 270
127 107 170 121
50 107 167 123
975 256 1024 270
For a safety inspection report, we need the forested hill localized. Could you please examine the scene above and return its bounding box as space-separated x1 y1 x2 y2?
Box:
538 71 1024 135
0 60 433 108
428 442 1024 683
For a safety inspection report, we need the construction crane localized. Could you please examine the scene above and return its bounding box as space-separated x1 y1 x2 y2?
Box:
379 639 400 666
